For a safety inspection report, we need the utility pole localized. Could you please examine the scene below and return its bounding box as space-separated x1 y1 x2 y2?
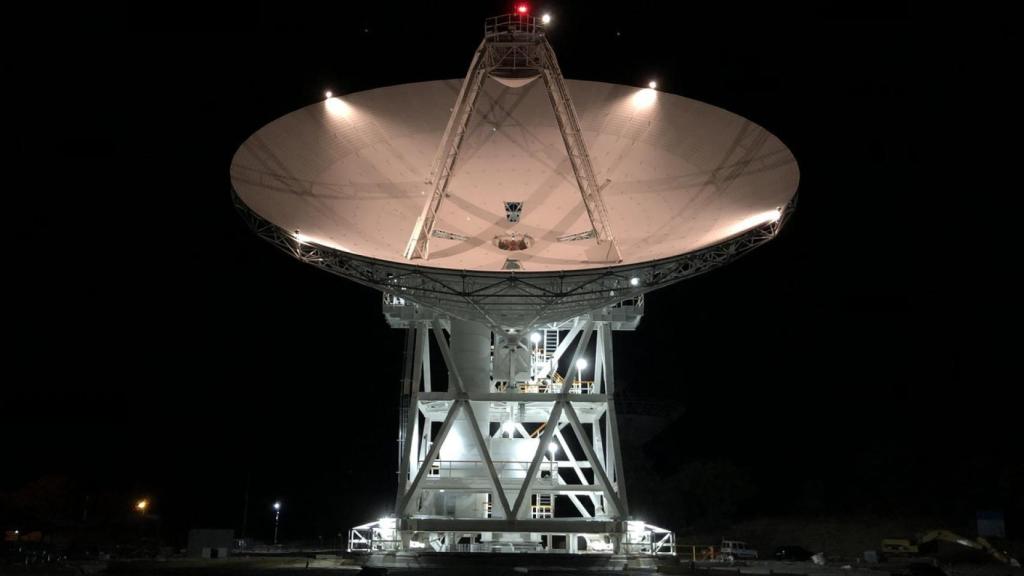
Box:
240 471 250 543
272 502 281 545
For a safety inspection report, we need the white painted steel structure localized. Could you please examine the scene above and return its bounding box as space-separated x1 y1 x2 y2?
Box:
231 10 797 556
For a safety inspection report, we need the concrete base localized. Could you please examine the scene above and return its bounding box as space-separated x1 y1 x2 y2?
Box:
361 550 676 572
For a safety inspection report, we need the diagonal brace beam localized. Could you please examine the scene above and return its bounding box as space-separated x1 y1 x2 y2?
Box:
399 400 460 515
405 41 489 260
511 400 563 519
564 401 622 517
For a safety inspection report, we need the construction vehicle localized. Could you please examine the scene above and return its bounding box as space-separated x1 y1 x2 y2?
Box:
881 529 1017 565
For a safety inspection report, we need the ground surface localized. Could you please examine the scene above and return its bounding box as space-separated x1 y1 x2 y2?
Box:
2 556 1022 576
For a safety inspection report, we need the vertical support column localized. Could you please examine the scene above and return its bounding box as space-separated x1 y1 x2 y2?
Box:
421 327 432 392
419 417 431 472
446 319 499 519
396 327 418 513
592 414 606 516
448 318 491 431
601 322 629 518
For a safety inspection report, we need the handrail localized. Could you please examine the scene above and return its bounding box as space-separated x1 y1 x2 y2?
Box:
513 375 594 394
484 14 545 38
420 459 557 478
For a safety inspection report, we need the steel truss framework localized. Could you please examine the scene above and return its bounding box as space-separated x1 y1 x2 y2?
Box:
232 187 796 333
405 13 621 262
378 308 676 554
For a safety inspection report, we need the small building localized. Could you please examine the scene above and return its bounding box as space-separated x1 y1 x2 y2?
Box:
187 529 233 559
977 511 1006 538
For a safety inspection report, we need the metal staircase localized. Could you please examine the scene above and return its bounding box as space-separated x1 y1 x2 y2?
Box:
543 330 560 362
532 328 561 380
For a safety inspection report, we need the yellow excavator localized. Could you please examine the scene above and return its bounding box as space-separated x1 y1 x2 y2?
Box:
881 530 1017 565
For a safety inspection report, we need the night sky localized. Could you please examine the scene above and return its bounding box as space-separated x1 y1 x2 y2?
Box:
6 1 1018 548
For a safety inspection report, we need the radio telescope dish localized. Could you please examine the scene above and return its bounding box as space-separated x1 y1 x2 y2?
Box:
232 78 797 330
232 11 799 554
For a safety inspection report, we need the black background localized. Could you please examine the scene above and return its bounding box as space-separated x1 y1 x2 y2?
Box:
5 1 1018 547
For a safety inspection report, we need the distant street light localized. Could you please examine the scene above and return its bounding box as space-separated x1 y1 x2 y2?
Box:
272 501 282 545
135 499 151 545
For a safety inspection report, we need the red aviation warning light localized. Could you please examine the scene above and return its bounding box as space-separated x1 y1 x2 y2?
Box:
515 3 529 15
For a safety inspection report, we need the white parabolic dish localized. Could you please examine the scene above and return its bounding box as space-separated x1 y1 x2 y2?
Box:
231 78 799 328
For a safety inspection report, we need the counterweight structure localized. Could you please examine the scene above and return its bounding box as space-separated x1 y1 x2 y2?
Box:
230 9 799 557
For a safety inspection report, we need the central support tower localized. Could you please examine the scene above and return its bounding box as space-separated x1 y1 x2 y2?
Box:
353 296 673 554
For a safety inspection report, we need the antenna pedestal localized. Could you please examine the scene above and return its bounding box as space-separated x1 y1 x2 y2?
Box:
348 302 674 555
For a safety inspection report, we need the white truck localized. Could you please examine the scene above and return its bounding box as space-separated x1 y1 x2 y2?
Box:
720 540 759 561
